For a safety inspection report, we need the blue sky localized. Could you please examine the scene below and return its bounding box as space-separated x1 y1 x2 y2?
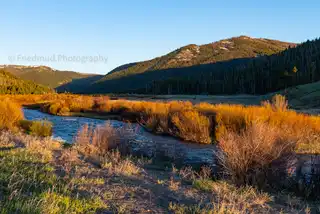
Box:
0 0 319 74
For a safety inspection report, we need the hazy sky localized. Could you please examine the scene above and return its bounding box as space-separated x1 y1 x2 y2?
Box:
0 0 319 74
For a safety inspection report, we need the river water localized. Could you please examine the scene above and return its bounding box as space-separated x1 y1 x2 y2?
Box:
22 108 320 187
23 108 217 167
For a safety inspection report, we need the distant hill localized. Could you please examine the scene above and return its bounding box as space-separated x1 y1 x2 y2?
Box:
55 75 104 93
1 65 99 88
262 79 320 110
85 36 296 94
0 68 52 94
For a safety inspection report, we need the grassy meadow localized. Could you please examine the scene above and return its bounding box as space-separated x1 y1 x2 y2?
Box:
0 93 319 213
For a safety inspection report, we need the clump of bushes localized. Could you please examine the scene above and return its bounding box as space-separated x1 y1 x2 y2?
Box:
4 93 320 150
20 120 53 137
73 123 140 175
217 122 296 187
92 96 110 112
30 120 53 137
36 94 320 150
40 95 95 115
46 102 70 115
0 100 24 130
172 110 211 144
74 123 121 157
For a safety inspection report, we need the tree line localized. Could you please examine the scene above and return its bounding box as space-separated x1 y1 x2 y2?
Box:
0 69 52 94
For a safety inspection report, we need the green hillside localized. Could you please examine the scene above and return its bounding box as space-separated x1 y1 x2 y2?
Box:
2 65 98 88
262 80 320 110
87 36 295 93
0 69 53 94
86 37 320 96
141 38 320 95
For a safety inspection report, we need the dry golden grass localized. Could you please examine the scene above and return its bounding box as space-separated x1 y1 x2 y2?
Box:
0 130 61 162
170 180 271 214
168 176 180 191
58 148 81 174
20 134 61 161
102 150 141 176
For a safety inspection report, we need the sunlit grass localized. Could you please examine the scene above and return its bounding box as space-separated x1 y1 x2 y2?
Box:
0 132 106 213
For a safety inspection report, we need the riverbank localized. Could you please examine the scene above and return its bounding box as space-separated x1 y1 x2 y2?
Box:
22 108 216 169
18 94 320 152
0 130 317 213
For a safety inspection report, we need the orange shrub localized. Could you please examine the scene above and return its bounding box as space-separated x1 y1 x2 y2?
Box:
68 96 94 112
143 113 170 133
48 102 62 115
92 96 110 112
172 110 211 144
0 99 24 130
168 100 193 113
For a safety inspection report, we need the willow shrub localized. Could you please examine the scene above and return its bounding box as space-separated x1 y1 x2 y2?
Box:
0 100 24 130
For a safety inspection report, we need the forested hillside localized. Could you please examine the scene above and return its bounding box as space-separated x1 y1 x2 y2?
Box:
144 38 320 95
98 36 295 81
2 65 97 88
85 37 320 95
0 69 52 94
85 36 296 94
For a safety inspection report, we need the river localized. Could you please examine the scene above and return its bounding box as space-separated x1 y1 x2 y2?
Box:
22 108 320 186
23 108 217 167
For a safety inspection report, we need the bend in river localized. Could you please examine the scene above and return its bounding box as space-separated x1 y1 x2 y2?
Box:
23 108 217 168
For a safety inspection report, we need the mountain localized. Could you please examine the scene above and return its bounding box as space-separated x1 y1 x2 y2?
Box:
100 36 295 81
86 36 296 94
141 38 320 95
0 68 52 94
1 65 99 88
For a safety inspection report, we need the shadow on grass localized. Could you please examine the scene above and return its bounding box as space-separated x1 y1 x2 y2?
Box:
0 146 16 151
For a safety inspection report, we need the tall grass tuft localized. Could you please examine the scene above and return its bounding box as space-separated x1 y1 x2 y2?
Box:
262 94 288 111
